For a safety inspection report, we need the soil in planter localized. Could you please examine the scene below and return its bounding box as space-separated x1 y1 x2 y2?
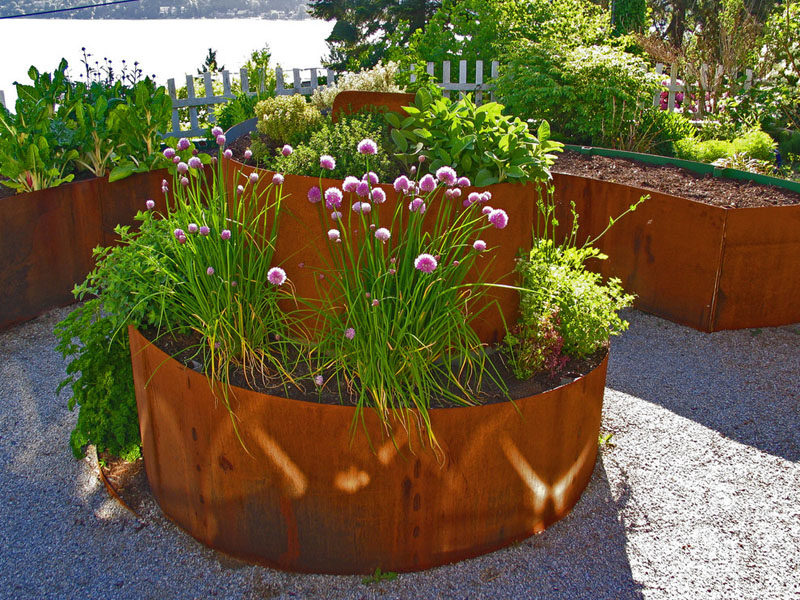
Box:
227 136 800 209
142 327 606 408
554 150 800 208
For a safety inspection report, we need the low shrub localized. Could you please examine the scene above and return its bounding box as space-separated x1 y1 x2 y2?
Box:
731 128 777 161
254 94 322 147
674 137 735 162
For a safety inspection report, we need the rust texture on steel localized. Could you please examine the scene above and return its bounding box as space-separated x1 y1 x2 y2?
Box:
129 326 607 574
713 204 800 330
552 173 729 332
330 91 416 123
223 157 536 344
0 171 167 330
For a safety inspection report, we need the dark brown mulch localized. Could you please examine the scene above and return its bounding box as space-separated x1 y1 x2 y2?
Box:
553 149 800 208
144 327 606 408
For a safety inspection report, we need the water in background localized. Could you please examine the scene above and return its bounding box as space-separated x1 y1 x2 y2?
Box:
0 19 334 108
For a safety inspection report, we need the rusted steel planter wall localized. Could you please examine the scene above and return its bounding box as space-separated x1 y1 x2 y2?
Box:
223 157 535 344
129 326 608 574
551 172 800 332
0 170 168 330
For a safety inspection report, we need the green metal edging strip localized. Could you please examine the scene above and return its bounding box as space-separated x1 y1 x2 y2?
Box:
562 144 800 195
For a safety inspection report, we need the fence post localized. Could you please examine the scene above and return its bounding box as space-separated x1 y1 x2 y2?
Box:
185 75 199 133
442 61 451 99
667 62 678 111
275 67 286 95
241 67 251 95
202 71 215 124
166 78 181 136
458 60 468 99
490 61 499 102
292 68 302 94
653 63 664 108
475 61 484 104
0 90 5 110
221 70 232 99
744 68 753 90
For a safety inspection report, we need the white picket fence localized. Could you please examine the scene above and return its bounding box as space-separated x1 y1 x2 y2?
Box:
654 62 754 113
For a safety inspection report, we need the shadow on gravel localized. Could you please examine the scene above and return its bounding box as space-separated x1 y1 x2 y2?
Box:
606 311 800 462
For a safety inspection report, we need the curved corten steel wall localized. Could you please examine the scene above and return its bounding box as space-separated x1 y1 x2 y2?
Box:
0 170 168 330
223 157 536 344
551 172 800 332
129 326 607 574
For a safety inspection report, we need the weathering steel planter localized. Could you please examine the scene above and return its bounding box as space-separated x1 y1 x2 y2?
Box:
551 172 800 332
0 169 168 330
129 326 608 574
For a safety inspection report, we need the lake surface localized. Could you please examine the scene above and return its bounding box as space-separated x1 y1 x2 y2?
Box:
0 18 334 108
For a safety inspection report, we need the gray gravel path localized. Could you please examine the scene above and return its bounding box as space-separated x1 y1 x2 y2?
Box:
1 306 798 600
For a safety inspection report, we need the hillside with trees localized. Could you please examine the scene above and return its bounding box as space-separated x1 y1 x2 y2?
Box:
0 0 309 19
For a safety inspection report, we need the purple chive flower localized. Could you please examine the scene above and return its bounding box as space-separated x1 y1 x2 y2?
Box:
436 166 457 186
320 155 336 170
187 223 198 234
451 188 462 198
199 225 210 236
468 192 482 205
267 267 287 286
457 176 471 187
375 227 391 242
163 147 175 159
418 155 426 163
249 172 259 184
237 185 244 194
216 135 226 146
272 173 284 185
224 149 233 159
345 327 356 340
177 138 190 151
481 205 494 215
473 239 487 252
393 175 411 193
410 165 417 175
177 234 187 244
488 208 509 229
192 148 199 156
308 186 322 203
281 144 293 157
371 299 379 307
314 375 324 387
328 211 341 221
231 280 237 288
211 126 224 137
408 198 426 213
371 188 386 204
357 138 378 155
363 171 379 185
145 199 155 210
328 228 340 241
414 253 438 274
352 201 363 213
206 266 215 276
358 202 372 214
355 180 371 197
173 155 181 164
324 187 343 209
173 228 185 240
177 161 189 174
482 191 492 202
188 156 202 169
244 149 253 160
388 267 396 275
419 174 436 192
453 260 460 266
221 229 231 240
342 175 360 193
463 198 472 208
180 176 189 187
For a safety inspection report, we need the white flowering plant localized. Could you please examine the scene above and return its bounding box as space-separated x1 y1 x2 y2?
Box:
310 61 405 111
298 139 513 445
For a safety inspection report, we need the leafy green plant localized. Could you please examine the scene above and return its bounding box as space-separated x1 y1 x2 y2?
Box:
216 92 260 131
388 87 562 186
71 81 122 178
674 137 735 162
254 94 322 147
712 153 774 174
731 127 777 161
361 566 398 584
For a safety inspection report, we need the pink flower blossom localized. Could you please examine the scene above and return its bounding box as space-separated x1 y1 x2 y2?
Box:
221 229 231 240
237 185 244 194
393 175 411 193
281 144 293 157
328 228 340 241
418 155 426 163
314 375 324 386
435 166 457 186
249 172 259 184
177 161 189 174
371 299 379 307
320 155 336 170
330 211 342 221
408 198 426 213
345 327 356 339
272 173 284 185
414 253 438 273
457 176 471 187
481 205 494 215
173 228 185 240
419 174 436 192
374 227 391 242
357 139 378 155
488 208 508 229
211 126 224 137
145 199 155 210
371 188 386 204
163 147 175 159
473 239 487 251
177 234 187 244
342 176 360 193
244 149 253 160
206 266 215 276
410 165 417 175
188 156 202 169
468 192 482 205
199 225 210 236
180 176 189 187
363 171 379 185
482 191 492 202
307 186 322 203
355 180 371 197
172 156 181 164
187 223 198 234
216 135 226 146
324 187 343 209
224 149 233 159
177 137 190 151
267 267 286 286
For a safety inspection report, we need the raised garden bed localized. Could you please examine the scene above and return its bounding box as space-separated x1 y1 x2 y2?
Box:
0 170 168 330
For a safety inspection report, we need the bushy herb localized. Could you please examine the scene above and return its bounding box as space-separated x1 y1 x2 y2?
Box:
253 94 322 148
388 87 562 185
675 127 776 164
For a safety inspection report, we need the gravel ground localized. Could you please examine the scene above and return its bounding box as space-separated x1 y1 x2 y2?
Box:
1 306 798 600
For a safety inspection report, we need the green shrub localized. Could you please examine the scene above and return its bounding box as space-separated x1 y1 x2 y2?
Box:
674 137 734 162
254 94 321 146
271 111 402 180
731 128 777 161
495 44 660 146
